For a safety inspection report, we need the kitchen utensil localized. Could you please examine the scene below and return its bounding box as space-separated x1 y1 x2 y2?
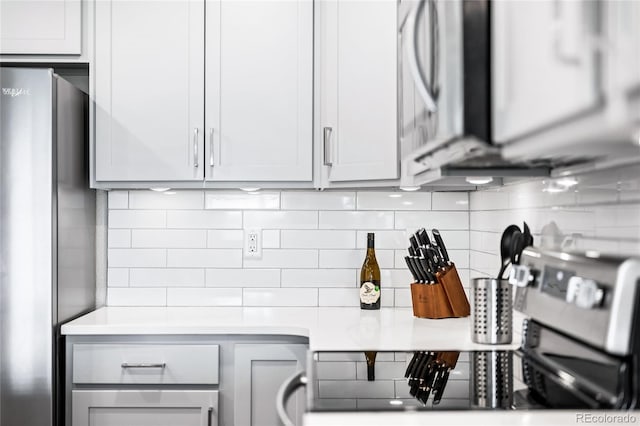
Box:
409 235 419 251
510 231 526 265
497 225 521 280
417 228 432 246
471 278 512 344
404 256 419 283
432 229 450 264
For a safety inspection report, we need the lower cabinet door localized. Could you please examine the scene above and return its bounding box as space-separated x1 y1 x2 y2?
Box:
72 390 218 426
233 344 307 426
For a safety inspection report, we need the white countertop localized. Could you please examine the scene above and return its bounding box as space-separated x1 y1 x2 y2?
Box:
61 306 518 351
304 410 639 426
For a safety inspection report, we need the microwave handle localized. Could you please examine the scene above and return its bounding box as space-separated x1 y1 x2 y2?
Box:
406 0 438 113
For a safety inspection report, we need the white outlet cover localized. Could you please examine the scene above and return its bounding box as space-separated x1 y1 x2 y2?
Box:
244 229 262 258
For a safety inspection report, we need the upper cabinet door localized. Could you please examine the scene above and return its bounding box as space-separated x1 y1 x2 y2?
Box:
0 0 81 54
492 1 601 143
95 0 205 182
319 0 398 183
205 0 313 182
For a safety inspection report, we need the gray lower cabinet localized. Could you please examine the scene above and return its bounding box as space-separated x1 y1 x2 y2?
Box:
66 336 309 426
72 390 218 426
234 344 307 426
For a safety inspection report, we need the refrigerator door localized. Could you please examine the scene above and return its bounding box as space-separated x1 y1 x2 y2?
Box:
1 67 55 426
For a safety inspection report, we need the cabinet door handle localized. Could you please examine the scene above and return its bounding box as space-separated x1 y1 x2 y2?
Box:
193 128 199 168
209 128 215 167
323 127 333 166
207 407 213 426
121 363 166 369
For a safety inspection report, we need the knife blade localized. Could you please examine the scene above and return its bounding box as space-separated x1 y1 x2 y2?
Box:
432 229 451 265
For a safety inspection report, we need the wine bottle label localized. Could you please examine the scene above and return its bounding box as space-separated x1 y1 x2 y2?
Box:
360 281 380 304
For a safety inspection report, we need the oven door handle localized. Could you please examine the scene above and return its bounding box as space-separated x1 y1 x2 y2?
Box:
277 371 307 426
406 0 438 113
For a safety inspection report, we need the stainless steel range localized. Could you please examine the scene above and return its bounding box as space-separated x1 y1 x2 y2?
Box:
277 248 640 423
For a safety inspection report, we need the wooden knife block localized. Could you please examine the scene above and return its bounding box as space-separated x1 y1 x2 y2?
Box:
410 264 470 319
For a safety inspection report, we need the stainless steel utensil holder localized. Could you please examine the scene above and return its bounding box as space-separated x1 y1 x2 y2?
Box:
470 351 513 409
471 278 512 344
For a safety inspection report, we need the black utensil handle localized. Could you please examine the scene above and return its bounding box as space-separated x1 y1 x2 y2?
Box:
418 228 432 246
418 257 436 283
404 256 419 282
432 229 450 264
409 235 419 250
405 352 419 378
408 246 417 257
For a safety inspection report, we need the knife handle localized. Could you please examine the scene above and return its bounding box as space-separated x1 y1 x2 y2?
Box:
409 235 419 250
432 229 451 264
417 228 431 246
404 256 419 283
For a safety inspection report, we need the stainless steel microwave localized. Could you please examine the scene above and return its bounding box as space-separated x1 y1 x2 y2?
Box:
399 0 640 186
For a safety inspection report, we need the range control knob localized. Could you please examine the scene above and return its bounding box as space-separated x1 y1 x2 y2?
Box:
566 276 604 309
509 264 535 288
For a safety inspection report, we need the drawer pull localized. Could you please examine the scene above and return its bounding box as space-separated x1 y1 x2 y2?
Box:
121 363 166 369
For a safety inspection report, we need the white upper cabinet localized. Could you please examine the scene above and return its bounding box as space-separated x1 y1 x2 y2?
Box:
205 0 313 182
492 0 601 143
0 0 81 54
95 0 205 182
319 0 398 184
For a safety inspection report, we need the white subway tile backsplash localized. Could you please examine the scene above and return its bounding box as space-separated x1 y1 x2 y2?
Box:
167 211 242 229
109 249 166 267
281 269 356 287
129 190 204 209
319 249 394 269
132 230 207 248
244 211 318 229
167 249 242 268
282 230 355 249
207 230 243 248
319 380 395 399
281 191 355 210
109 210 166 229
356 361 406 380
206 269 281 287
106 166 640 307
243 288 318 307
356 192 431 211
130 268 205 287
320 211 394 230
262 230 281 248
108 229 131 248
355 230 408 249
244 249 318 268
108 191 128 209
381 269 413 288
432 192 469 210
108 288 166 306
316 362 357 380
394 211 469 230
394 289 412 307
167 288 242 306
205 191 280 210
107 268 129 287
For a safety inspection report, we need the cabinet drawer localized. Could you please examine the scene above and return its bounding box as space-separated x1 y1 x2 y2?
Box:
73 344 219 385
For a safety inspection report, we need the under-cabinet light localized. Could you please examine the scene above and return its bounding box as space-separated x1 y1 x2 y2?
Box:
465 176 493 185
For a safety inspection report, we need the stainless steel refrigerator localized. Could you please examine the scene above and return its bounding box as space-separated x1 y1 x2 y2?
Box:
0 67 96 426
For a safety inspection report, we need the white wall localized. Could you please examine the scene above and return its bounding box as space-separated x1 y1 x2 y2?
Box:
105 190 470 307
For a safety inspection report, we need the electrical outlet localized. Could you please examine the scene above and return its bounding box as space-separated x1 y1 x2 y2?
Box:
244 229 262 258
